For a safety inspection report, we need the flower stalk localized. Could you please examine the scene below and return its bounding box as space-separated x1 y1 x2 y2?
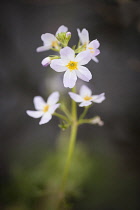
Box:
53 112 70 123
60 87 78 193
79 106 89 120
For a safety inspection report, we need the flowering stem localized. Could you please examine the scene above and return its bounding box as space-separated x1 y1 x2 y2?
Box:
50 48 60 52
79 106 89 120
78 118 93 125
53 112 69 122
71 86 77 120
60 103 72 120
58 86 78 204
61 121 78 191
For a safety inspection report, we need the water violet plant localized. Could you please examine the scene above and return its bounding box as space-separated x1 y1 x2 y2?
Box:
26 25 105 209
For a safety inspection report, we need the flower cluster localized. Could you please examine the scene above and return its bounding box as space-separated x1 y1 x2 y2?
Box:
37 25 100 88
27 25 105 126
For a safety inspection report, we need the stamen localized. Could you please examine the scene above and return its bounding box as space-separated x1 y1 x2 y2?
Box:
66 61 78 71
43 105 49 112
52 41 58 48
84 96 92 101
88 47 94 53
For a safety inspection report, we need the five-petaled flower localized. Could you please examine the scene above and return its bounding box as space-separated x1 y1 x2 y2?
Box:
36 25 68 52
69 85 105 107
26 92 60 125
50 47 92 88
77 28 100 63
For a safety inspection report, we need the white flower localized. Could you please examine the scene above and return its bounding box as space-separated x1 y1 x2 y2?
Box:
26 92 60 125
91 116 104 126
69 85 105 107
77 28 100 63
50 47 92 88
36 25 68 52
77 28 89 45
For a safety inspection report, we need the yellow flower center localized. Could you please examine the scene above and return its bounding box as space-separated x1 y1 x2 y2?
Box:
88 47 94 53
84 96 92 101
66 61 78 71
52 41 58 48
43 105 49 112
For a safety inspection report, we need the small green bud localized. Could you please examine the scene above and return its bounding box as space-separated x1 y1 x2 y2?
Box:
56 32 71 47
58 121 70 131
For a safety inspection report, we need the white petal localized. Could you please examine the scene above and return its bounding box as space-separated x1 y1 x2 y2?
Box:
41 57 51 66
56 25 68 35
68 92 83 102
76 66 92 82
60 47 75 61
33 96 46 110
92 93 105 103
90 39 100 48
36 45 51 52
63 70 77 88
94 49 100 56
49 103 60 114
50 59 67 72
47 92 60 105
87 42 100 58
77 28 81 39
77 28 89 45
79 101 92 107
79 85 92 97
26 110 43 118
41 33 56 44
39 112 52 125
75 51 91 65
91 56 99 63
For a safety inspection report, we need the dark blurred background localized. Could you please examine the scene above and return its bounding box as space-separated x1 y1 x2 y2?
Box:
0 0 140 209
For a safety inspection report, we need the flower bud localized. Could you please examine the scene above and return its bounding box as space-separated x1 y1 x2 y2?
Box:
66 32 71 38
41 57 51 67
56 31 71 47
91 116 104 126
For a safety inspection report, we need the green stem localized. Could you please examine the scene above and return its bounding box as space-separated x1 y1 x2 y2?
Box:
53 112 69 122
79 106 89 120
78 118 93 125
52 87 78 210
59 86 78 196
50 48 60 52
60 122 78 191
71 86 77 120
60 104 72 120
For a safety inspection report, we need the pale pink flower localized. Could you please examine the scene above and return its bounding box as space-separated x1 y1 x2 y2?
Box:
50 47 92 88
26 92 60 125
77 28 100 63
69 85 105 107
36 25 68 52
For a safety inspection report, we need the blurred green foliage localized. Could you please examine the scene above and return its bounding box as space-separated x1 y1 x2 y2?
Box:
1 132 92 209
1 132 137 210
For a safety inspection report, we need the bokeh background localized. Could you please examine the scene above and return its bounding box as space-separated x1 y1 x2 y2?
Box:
0 0 140 209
